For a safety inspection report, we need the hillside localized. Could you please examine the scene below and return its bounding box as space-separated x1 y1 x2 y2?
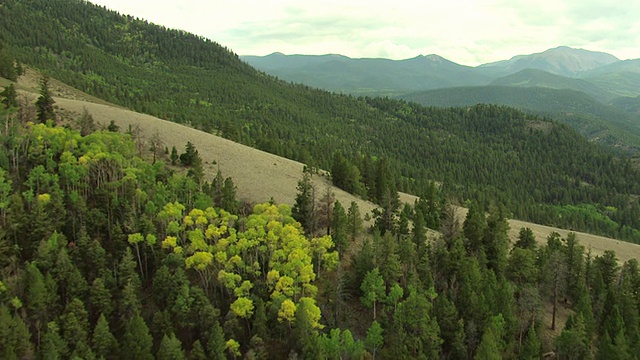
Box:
56 95 640 264
1 3 640 358
9 72 640 264
242 52 490 96
477 46 620 78
400 85 640 153
5 76 640 359
488 69 616 102
3 0 640 244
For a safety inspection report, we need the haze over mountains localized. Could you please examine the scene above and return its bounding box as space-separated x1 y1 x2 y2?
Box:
243 46 639 98
243 46 640 152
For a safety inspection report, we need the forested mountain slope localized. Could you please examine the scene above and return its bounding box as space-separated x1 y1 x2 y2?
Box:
400 85 640 153
2 76 640 359
241 52 491 96
2 0 640 244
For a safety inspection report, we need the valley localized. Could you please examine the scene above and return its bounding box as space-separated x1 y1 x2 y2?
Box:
1 1 640 358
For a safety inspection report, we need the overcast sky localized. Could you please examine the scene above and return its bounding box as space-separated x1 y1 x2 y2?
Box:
90 0 640 66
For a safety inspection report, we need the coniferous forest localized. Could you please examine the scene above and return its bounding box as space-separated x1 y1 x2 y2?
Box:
1 86 639 359
0 0 640 359
2 0 640 243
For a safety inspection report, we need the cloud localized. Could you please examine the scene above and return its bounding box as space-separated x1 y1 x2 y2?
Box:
92 0 640 65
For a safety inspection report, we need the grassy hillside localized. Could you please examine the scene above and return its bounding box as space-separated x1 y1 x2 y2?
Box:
50 87 640 264
3 0 640 243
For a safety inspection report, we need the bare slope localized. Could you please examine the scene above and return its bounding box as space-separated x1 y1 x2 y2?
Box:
8 72 640 263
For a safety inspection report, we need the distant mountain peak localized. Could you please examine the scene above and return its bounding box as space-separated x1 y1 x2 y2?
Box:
479 46 620 77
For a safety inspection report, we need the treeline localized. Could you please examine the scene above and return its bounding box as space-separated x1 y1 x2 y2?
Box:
1 98 640 359
2 0 640 244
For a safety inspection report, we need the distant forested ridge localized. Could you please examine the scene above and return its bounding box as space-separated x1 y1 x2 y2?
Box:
2 0 640 243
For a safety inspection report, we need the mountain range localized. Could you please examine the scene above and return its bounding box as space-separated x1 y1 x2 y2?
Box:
243 47 640 152
242 46 639 99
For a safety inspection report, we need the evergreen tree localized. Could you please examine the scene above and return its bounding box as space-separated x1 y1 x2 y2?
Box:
331 200 348 255
519 325 541 360
41 321 68 359
35 76 55 123
434 294 466 359
292 172 315 235
189 339 206 360
464 202 487 254
207 321 226 360
514 227 536 250
390 288 442 358
59 298 90 357
180 141 199 166
92 313 117 359
121 312 153 360
555 313 589 360
0 83 18 109
170 146 179 165
0 44 18 81
475 314 506 360
346 201 363 243
157 333 185 360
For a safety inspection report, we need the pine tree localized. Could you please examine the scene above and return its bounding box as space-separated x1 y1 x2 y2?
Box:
0 83 18 109
519 325 541 360
40 321 68 360
35 76 55 123
189 339 206 360
92 313 117 359
346 201 363 243
292 172 315 235
121 312 153 360
207 320 226 360
475 314 506 360
330 201 348 255
157 333 185 360
464 202 487 254
514 227 536 250
59 298 90 356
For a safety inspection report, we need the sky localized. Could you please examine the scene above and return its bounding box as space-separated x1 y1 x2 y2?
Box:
90 0 640 66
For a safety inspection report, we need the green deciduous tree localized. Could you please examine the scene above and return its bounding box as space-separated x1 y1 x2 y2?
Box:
365 320 384 360
361 267 385 319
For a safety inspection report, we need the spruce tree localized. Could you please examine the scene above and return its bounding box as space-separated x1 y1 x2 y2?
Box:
292 172 315 235
35 76 55 123
121 312 153 360
157 333 185 360
92 313 117 359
